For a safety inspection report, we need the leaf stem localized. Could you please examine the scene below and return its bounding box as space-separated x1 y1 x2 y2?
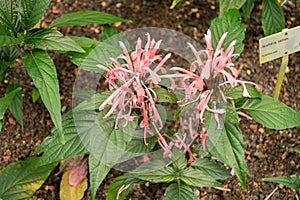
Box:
273 54 288 100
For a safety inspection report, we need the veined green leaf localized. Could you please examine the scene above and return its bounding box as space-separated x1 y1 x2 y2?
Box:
19 0 50 30
241 94 300 129
0 1 18 35
48 11 131 28
164 182 197 200
68 36 100 48
205 103 248 190
190 157 232 179
153 87 178 103
242 0 255 21
130 160 176 183
262 0 285 36
99 24 130 49
22 50 63 139
25 28 85 53
6 84 23 126
0 157 57 200
0 86 21 130
33 111 87 165
89 155 111 200
263 175 300 193
0 35 23 46
224 84 262 99
78 42 122 72
220 0 246 13
107 174 145 200
180 168 223 187
210 9 246 55
171 147 187 170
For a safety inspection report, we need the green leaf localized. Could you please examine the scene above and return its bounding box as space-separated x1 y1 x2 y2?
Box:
210 9 246 55
7 84 23 126
0 45 18 66
153 87 178 103
48 11 131 28
77 42 122 72
205 103 248 190
68 36 100 48
107 174 144 200
171 147 187 170
223 84 262 99
19 0 50 30
262 0 285 36
180 168 223 187
25 28 85 53
0 35 23 46
170 0 181 9
291 148 300 154
99 25 118 42
77 110 137 166
0 86 21 130
99 25 130 50
242 0 255 21
220 0 246 13
190 157 232 179
22 50 63 139
31 87 40 103
130 160 176 183
164 182 197 200
0 1 19 35
0 157 57 200
33 110 89 165
241 94 300 129
89 155 111 200
263 175 300 193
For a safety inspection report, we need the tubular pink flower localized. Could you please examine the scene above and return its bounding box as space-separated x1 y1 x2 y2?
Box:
98 33 172 146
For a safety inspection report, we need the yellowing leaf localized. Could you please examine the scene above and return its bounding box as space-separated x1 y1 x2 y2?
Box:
60 170 88 200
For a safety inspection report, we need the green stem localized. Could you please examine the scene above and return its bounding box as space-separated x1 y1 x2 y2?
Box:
273 54 289 100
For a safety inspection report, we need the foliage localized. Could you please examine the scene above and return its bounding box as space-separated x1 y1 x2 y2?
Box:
0 0 299 200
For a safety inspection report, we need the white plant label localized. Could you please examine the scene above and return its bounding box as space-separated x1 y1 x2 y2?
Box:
259 26 300 64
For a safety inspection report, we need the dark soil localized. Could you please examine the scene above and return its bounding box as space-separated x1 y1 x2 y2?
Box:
1 0 300 199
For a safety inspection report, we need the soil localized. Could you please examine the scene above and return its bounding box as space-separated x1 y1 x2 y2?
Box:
0 0 300 199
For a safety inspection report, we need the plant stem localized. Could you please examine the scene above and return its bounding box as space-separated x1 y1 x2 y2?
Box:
273 54 289 100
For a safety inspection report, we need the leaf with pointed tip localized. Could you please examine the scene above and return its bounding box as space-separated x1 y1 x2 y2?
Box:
190 157 232 179
7 84 23 126
0 36 23 46
25 28 85 53
164 183 197 200
291 148 300 154
22 50 63 139
33 110 87 165
220 0 246 13
180 168 223 188
262 0 285 36
263 175 300 193
0 157 57 200
210 9 246 55
241 94 300 129
0 86 21 130
242 0 255 21
89 155 111 200
49 11 131 28
205 103 248 190
20 0 51 30
107 174 145 200
153 87 178 103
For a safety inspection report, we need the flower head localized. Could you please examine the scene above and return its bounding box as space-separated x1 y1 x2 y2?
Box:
98 33 171 145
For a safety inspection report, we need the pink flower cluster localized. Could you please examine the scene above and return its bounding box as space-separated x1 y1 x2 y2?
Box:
98 33 171 146
98 30 256 160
